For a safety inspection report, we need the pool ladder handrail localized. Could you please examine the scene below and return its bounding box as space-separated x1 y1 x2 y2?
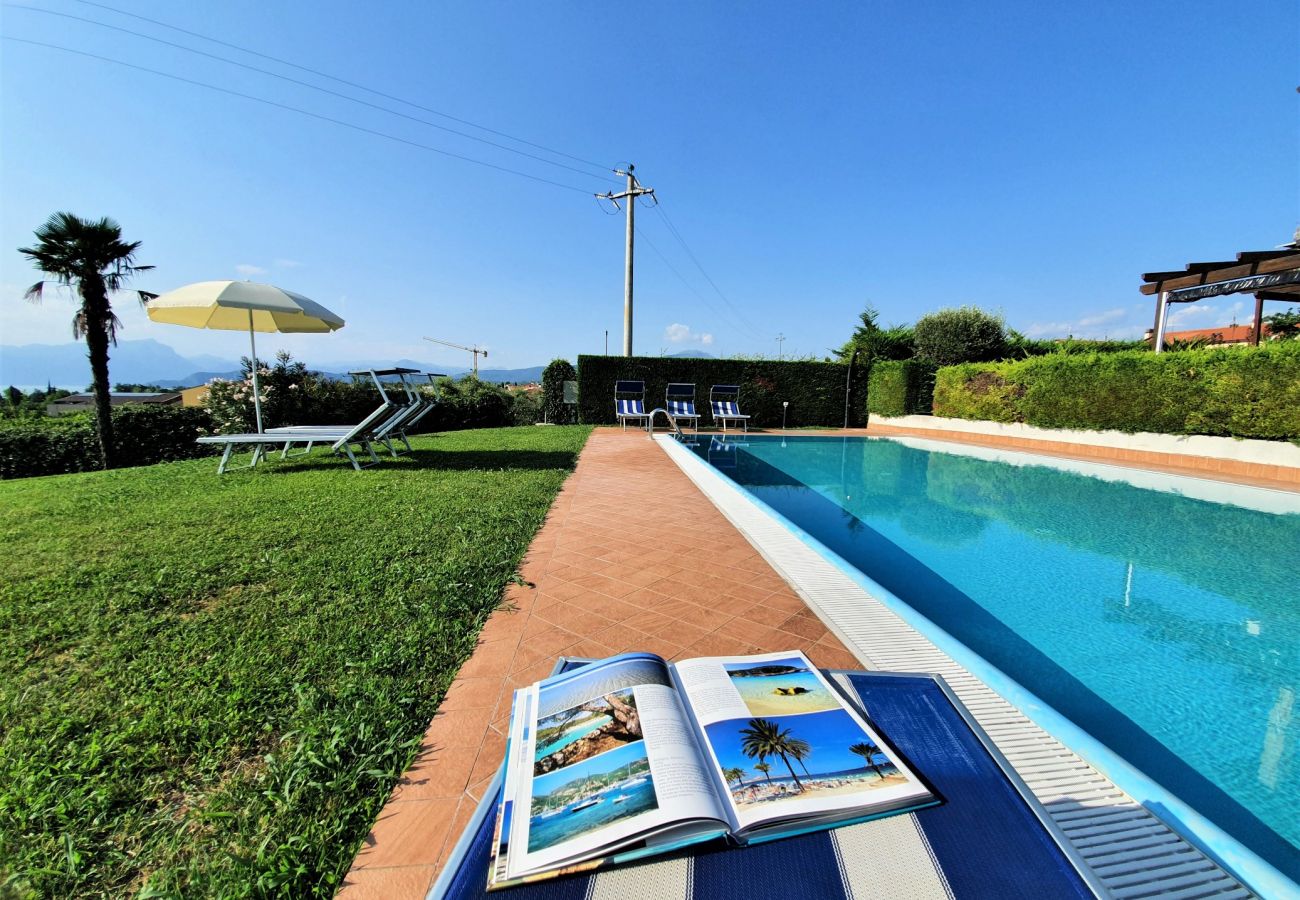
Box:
646 407 682 438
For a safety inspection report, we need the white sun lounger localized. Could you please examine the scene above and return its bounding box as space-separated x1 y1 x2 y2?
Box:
197 368 431 473
196 407 385 473
266 368 432 458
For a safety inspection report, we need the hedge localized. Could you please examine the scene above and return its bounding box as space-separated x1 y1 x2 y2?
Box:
542 359 577 425
0 405 219 479
576 355 868 428
932 341 1300 439
867 360 937 417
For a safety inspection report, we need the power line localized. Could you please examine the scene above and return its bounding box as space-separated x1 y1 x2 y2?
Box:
5 4 620 185
66 0 617 174
1 35 604 195
635 224 762 345
650 199 765 339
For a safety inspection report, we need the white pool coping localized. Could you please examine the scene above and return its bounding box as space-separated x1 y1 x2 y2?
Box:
871 414 1300 470
656 434 1295 899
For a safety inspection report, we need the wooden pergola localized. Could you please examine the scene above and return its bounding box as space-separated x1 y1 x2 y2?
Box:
1142 240 1300 351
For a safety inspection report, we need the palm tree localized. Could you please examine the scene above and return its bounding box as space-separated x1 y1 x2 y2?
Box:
753 761 773 784
786 738 813 777
18 212 152 469
849 740 886 778
739 718 806 792
722 766 746 789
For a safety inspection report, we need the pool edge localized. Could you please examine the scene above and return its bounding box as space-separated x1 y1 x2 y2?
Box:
656 434 1294 899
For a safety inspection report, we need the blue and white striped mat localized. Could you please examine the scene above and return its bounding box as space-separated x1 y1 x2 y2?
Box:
432 670 1097 900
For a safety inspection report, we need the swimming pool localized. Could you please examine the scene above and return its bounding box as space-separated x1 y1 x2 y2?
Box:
685 434 1300 884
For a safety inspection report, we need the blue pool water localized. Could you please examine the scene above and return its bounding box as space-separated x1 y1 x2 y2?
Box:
687 435 1300 882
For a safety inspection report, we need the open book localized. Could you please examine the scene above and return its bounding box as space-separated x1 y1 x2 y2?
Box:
488 650 940 889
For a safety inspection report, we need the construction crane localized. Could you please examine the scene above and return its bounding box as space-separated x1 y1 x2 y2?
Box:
423 336 488 377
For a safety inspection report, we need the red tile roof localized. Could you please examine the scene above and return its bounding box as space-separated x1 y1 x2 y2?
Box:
1162 324 1272 344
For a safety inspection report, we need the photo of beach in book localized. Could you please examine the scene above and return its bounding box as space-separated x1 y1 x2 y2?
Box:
488 650 940 889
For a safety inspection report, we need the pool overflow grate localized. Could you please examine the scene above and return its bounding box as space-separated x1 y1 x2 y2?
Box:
655 436 1254 900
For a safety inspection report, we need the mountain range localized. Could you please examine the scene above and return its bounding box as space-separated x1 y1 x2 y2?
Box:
0 340 716 389
0 339 546 388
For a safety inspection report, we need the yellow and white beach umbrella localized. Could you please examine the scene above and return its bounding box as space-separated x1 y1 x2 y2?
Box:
146 280 345 432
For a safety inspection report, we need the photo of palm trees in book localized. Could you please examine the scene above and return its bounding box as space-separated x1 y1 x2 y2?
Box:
489 650 939 889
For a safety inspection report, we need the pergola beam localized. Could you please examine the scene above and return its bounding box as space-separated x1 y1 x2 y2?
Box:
1143 244 1300 352
1140 252 1300 295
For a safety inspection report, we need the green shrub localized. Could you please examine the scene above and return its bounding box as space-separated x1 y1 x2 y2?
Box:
933 342 1300 439
932 363 1022 422
836 306 915 364
0 405 218 479
913 306 1009 366
541 359 577 424
508 388 543 426
421 376 514 431
867 360 937 416
576 355 867 427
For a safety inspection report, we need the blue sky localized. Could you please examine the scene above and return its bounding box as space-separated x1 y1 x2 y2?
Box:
2 1 1296 368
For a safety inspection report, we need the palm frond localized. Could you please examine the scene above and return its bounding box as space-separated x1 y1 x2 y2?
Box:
24 281 45 302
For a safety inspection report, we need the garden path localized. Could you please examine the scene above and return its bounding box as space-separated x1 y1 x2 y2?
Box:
339 429 860 898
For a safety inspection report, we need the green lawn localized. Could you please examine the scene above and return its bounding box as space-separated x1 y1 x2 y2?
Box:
0 426 591 898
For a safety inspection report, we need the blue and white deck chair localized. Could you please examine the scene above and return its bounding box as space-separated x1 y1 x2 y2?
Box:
710 384 750 432
614 380 650 430
665 383 701 431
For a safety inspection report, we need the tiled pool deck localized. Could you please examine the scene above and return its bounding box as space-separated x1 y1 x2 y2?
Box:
339 429 861 898
340 426 1287 898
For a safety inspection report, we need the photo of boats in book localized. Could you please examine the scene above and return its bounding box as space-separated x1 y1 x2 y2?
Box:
705 709 907 811
724 656 840 717
534 687 642 776
527 741 657 853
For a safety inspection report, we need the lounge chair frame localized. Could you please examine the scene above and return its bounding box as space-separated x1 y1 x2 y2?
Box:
665 383 701 431
709 384 750 432
197 368 426 473
614 380 650 431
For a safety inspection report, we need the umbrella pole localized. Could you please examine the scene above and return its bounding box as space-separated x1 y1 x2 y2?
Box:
248 310 264 433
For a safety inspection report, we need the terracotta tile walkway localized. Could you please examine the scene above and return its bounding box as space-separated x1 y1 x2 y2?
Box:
338 429 861 899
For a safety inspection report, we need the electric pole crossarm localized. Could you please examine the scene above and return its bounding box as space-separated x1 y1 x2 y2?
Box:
595 163 654 357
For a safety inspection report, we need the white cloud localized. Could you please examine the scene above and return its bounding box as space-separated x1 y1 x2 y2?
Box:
1166 300 1247 328
235 263 267 276
664 322 714 345
1021 307 1137 339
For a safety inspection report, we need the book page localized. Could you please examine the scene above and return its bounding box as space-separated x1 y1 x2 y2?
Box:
504 653 728 879
673 650 934 832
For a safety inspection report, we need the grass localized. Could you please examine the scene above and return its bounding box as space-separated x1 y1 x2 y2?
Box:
0 426 591 898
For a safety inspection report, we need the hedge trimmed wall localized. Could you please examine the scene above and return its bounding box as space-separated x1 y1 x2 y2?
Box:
0 405 219 479
932 341 1300 440
576 355 867 428
867 360 937 417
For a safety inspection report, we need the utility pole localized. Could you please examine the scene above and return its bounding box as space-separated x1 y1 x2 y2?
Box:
604 329 608 355
596 164 654 357
776 333 786 360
